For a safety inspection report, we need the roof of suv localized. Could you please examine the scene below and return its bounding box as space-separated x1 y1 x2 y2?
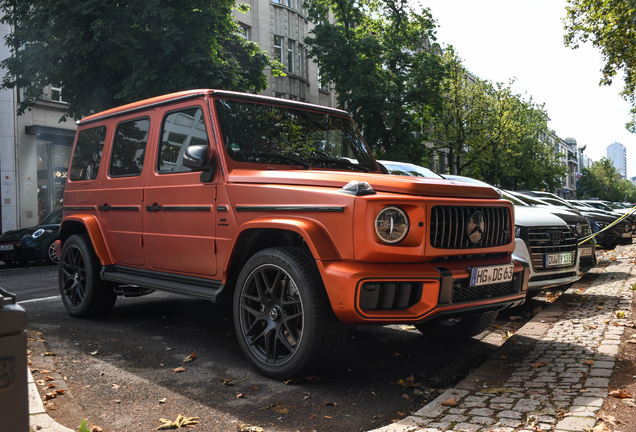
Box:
79 89 351 126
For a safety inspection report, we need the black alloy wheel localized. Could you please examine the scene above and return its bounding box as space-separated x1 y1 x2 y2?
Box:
233 247 346 379
238 263 305 367
45 238 59 265
59 234 116 317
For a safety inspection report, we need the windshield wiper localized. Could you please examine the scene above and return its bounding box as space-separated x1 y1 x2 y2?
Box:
309 155 370 172
241 151 310 169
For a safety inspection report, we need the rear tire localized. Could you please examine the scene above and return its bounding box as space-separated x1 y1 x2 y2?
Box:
415 310 498 341
59 234 116 317
44 237 59 265
233 247 347 379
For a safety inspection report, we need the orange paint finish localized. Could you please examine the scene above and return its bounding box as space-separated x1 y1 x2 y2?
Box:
59 214 113 266
317 259 526 325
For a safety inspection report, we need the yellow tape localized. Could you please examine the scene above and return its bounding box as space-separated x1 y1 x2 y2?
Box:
578 203 636 245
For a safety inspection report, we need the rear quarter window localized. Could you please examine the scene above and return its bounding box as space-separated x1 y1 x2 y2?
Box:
69 126 107 181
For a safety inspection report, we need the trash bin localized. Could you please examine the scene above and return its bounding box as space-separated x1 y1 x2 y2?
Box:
0 287 29 431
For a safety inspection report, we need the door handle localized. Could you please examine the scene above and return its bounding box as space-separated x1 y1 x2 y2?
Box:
146 205 162 212
98 204 110 211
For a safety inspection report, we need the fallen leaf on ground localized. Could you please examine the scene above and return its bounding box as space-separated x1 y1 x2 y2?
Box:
584 360 594 365
237 424 264 432
44 392 57 400
397 379 420 388
159 398 166 403
272 404 296 414
324 401 337 407
402 394 412 401
441 398 457 406
627 339 636 344
250 386 258 391
616 311 626 319
218 378 234 385
597 412 620 426
156 414 199 430
531 362 549 368
90 426 103 432
237 393 246 398
43 352 56 356
172 367 185 373
42 369 50 373
90 351 98 356
183 352 197 362
509 316 521 321
587 423 612 432
114 400 120 403
36 380 45 385
589 325 598 329
111 383 120 389
48 384 56 389
46 376 55 381
609 388 633 398
55 389 66 395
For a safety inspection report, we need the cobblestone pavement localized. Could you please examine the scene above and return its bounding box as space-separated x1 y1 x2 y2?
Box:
369 244 636 432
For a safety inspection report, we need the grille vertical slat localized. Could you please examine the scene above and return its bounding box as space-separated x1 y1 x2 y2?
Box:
430 206 511 249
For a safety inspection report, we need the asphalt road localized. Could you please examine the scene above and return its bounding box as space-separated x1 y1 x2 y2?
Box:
2 261 545 432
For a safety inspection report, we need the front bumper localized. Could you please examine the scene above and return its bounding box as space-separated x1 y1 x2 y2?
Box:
316 257 527 325
512 238 580 292
0 242 33 262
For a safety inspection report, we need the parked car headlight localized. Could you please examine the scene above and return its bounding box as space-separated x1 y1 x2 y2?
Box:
589 220 600 233
515 227 521 238
375 206 409 244
31 229 45 239
569 223 582 235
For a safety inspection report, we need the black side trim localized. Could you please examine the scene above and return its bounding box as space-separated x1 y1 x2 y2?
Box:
110 206 140 211
63 206 96 211
98 205 110 211
146 205 162 212
79 93 207 125
101 266 227 303
236 206 345 212
162 206 211 212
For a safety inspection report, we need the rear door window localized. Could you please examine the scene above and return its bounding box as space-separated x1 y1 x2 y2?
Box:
69 126 107 181
109 118 150 177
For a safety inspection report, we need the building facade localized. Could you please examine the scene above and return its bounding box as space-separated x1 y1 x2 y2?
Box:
607 141 627 178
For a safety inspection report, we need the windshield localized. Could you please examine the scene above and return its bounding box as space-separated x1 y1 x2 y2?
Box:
380 162 442 179
508 192 547 206
501 191 528 206
215 99 378 172
39 210 63 225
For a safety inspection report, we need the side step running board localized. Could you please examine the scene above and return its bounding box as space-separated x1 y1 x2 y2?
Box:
101 266 227 303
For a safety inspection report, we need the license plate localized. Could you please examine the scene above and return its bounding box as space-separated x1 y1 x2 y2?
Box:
469 264 514 287
545 252 573 267
622 232 632 238
579 247 593 257
0 244 14 251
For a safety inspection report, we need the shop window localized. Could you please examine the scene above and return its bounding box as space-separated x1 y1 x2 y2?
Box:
158 107 209 173
110 118 150 177
69 126 107 181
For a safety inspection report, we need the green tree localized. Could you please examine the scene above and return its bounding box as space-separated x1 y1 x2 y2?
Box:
564 0 636 132
0 0 283 120
304 0 445 162
577 157 636 201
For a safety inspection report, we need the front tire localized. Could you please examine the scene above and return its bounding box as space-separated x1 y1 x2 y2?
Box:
415 310 498 341
233 247 346 379
59 234 116 317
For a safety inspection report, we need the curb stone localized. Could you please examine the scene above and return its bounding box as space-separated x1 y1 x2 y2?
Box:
28 367 74 432
367 245 635 432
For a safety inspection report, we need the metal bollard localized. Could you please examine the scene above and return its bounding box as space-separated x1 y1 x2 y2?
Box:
0 287 29 431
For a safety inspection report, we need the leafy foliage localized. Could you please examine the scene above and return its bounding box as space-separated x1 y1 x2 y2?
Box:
427 48 566 190
0 0 282 120
564 0 636 132
577 157 636 201
304 0 445 162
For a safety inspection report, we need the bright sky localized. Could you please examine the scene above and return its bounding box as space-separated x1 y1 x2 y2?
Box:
419 0 635 178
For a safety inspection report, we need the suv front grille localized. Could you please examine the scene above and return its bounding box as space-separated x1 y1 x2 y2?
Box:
452 278 518 303
430 206 511 249
528 227 577 271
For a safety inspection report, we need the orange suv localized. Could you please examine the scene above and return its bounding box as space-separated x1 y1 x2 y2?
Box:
57 90 528 379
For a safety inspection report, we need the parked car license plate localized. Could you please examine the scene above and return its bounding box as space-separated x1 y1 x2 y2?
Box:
0 244 14 251
469 263 514 287
545 252 573 267
579 247 593 257
622 232 631 238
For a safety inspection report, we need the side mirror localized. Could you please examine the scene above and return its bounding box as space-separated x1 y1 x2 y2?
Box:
183 145 209 169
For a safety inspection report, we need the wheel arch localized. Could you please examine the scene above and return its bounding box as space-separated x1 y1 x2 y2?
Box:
222 219 340 293
59 215 113 266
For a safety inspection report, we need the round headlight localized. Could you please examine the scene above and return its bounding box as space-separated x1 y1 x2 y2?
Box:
375 206 409 244
575 223 582 235
32 228 45 239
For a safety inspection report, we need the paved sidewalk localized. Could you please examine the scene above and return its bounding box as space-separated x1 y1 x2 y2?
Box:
27 246 634 432
369 245 635 432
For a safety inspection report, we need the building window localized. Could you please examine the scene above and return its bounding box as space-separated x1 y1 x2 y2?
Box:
237 24 250 41
288 39 295 74
318 66 328 91
297 43 304 77
50 85 63 102
273 36 283 64
272 0 281 3
286 0 292 6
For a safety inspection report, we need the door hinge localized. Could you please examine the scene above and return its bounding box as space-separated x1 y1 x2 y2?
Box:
214 186 217 201
141 190 144 202
213 240 217 254
140 235 144 247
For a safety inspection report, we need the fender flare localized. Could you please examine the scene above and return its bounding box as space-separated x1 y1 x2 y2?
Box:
59 215 113 266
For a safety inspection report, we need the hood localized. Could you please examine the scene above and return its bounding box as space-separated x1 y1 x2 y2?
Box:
0 227 35 243
514 206 567 227
227 169 501 200
534 207 588 225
